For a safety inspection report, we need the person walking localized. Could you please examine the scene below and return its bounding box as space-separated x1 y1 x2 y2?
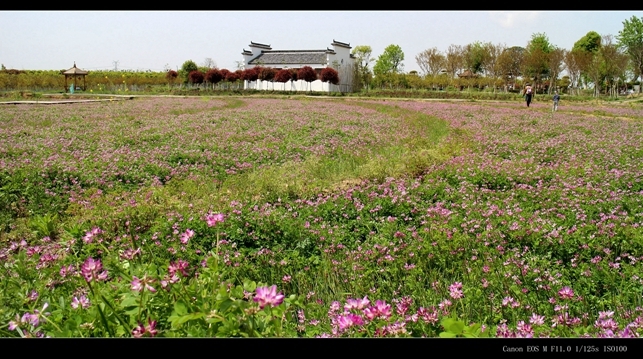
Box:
552 91 560 111
523 83 533 107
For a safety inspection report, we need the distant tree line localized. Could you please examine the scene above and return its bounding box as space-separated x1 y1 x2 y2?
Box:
351 16 643 97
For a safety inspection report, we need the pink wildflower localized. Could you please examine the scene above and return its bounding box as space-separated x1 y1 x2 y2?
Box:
448 282 464 299
205 212 225 227
168 259 189 277
558 286 574 300
71 295 90 309
253 285 285 309
131 275 157 293
345 296 370 311
80 257 108 283
529 313 545 326
132 323 146 338
145 320 158 337
180 229 195 245
502 296 514 307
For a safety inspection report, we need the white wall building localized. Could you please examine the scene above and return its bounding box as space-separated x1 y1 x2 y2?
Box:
241 40 355 92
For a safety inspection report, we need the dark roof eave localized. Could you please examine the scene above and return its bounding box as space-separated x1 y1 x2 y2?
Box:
249 41 272 49
332 40 351 48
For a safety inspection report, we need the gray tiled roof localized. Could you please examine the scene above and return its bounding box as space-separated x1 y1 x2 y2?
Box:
249 51 328 66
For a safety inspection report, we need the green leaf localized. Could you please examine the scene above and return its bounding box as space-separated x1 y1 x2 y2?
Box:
448 321 465 335
115 325 126 337
168 315 181 328
124 307 140 316
174 301 188 316
119 295 138 309
177 312 205 325
439 331 457 338
440 317 455 328
218 298 234 313
243 279 256 292
231 285 244 299
216 286 230 301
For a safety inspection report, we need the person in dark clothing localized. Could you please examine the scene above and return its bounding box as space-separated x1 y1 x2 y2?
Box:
553 91 560 111
523 84 533 107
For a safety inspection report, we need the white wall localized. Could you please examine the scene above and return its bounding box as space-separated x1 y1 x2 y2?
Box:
244 79 350 93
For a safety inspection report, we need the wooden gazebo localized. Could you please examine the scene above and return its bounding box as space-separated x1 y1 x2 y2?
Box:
62 62 88 92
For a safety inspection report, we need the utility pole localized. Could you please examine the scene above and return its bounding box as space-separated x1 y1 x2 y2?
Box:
113 60 119 71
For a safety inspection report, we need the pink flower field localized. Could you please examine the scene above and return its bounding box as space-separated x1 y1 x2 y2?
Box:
0 96 642 338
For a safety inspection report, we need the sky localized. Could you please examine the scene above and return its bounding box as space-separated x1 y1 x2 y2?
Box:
2 11 643 74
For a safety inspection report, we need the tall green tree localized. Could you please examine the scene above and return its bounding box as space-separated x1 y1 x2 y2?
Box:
617 16 643 93
463 41 488 75
373 44 405 76
180 60 198 84
352 45 373 91
523 33 554 94
574 31 602 53
373 44 405 89
573 31 602 91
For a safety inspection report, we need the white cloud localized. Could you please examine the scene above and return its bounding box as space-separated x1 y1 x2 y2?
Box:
488 11 542 28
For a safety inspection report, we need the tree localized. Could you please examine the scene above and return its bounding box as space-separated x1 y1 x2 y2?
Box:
274 69 291 90
585 45 605 97
321 67 339 92
463 41 488 75
523 33 554 94
483 43 506 92
180 60 198 84
224 70 239 89
352 45 373 91
600 35 630 97
416 47 446 77
373 44 404 89
564 49 586 95
617 16 643 93
497 46 523 91
241 67 260 88
547 47 565 94
233 70 243 89
573 31 602 91
258 67 277 90
166 70 178 87
298 66 317 92
445 44 464 85
274 69 291 82
374 44 405 76
188 70 204 85
574 31 602 53
202 57 217 69
205 69 223 89
258 67 276 81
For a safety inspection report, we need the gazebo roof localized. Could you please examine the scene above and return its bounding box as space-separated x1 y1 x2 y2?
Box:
457 69 478 78
63 62 88 75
